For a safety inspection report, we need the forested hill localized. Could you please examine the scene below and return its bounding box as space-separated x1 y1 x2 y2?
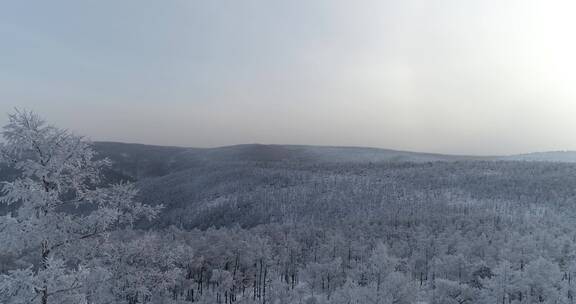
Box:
92 141 487 180
92 142 576 182
89 142 576 231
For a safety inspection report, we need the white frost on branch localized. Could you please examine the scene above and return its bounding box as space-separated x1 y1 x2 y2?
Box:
0 110 162 304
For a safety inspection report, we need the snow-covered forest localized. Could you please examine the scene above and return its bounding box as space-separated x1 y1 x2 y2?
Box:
2 111 576 304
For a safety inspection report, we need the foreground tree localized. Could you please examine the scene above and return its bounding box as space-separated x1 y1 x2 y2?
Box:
0 110 160 304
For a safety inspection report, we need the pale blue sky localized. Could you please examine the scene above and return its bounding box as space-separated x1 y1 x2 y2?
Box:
2 1 576 155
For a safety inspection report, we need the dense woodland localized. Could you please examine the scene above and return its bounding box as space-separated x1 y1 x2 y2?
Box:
3 111 576 304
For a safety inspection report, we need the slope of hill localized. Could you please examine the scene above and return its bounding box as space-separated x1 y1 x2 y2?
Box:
93 142 190 179
136 159 576 229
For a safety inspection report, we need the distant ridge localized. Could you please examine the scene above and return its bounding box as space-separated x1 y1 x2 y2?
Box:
499 151 576 163
91 142 486 180
90 141 576 181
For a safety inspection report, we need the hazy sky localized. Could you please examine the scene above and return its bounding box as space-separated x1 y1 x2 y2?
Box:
2 0 576 155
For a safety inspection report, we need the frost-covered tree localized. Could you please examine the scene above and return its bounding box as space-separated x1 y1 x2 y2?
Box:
368 242 398 295
104 233 184 304
0 110 160 304
480 261 520 304
521 257 564 304
434 279 476 304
